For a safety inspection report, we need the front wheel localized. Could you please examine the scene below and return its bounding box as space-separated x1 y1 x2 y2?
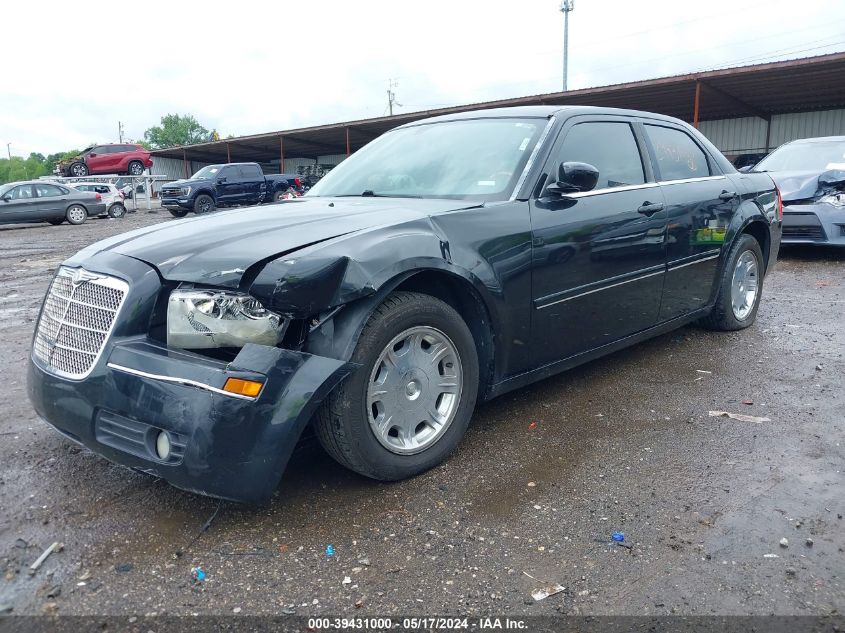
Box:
65 204 87 225
168 208 189 218
69 162 88 177
315 291 479 481
699 233 764 331
193 194 215 214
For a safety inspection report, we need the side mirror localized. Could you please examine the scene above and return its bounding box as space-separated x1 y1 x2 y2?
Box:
1 196 10 203
547 161 599 195
218 177 227 184
737 165 753 173
88 152 97 157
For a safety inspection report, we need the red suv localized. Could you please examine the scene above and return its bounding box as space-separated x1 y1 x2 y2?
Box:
56 144 153 177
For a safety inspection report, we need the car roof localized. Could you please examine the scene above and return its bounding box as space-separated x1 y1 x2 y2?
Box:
784 135 845 144
397 105 690 128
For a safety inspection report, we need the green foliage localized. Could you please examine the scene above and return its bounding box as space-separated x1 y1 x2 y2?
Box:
144 114 210 149
0 156 49 185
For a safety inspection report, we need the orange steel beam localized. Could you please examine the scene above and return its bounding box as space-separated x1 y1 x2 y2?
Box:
693 80 701 128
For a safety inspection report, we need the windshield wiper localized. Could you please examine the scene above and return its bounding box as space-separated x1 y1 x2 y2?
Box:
334 191 422 198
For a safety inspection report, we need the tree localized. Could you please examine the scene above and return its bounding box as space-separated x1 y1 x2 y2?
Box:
144 114 209 149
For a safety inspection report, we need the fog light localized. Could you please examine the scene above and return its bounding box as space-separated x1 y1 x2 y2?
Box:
155 431 171 460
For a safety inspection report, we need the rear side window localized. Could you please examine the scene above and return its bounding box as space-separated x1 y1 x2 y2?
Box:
35 184 63 197
645 125 711 181
239 165 261 179
553 122 645 190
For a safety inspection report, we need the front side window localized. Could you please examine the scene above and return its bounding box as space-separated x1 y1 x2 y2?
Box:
645 125 711 181
552 121 645 191
35 184 63 197
308 117 545 201
9 185 34 199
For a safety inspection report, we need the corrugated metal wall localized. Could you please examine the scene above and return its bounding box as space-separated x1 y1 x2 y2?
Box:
699 109 845 156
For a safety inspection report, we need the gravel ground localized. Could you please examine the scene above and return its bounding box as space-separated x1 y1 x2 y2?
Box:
0 212 842 619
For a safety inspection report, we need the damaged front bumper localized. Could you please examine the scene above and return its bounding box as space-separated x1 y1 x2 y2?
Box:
782 203 845 245
27 253 351 503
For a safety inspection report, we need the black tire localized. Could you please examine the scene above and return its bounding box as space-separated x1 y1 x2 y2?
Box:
69 162 88 177
108 203 126 219
273 189 290 202
194 194 215 214
128 161 144 176
65 204 87 225
699 233 765 331
168 208 189 218
315 291 479 481
47 218 64 226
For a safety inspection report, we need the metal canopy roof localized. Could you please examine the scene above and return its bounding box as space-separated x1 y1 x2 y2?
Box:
152 52 845 165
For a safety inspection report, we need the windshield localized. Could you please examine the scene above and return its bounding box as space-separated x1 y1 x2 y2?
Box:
191 165 222 180
307 118 545 201
755 140 845 172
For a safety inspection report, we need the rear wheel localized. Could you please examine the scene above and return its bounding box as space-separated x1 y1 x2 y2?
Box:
315 291 479 480
699 233 764 331
194 194 215 214
128 161 144 176
65 204 87 225
273 189 292 202
108 203 126 218
69 162 88 177
168 208 189 218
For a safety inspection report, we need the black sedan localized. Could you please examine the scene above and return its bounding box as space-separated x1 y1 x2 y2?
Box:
28 106 781 502
0 180 106 226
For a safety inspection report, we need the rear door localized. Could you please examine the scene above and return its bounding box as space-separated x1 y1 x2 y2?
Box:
33 183 67 217
238 164 264 203
529 116 668 366
641 122 738 320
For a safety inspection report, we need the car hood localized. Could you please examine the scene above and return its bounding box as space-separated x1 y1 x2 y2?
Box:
162 178 203 188
767 169 845 202
71 197 480 287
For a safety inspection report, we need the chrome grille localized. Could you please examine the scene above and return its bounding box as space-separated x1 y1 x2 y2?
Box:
33 267 128 379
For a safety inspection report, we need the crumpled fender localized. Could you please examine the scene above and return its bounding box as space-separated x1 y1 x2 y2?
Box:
248 216 500 320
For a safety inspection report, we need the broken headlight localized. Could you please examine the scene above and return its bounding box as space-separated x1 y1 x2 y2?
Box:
167 289 287 349
819 193 845 208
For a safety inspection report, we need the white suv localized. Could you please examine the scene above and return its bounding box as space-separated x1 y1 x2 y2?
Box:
70 183 127 218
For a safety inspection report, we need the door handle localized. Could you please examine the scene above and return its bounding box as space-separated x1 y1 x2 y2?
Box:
637 201 664 216
718 190 738 200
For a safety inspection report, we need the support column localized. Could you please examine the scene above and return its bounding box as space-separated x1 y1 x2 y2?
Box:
346 127 351 157
226 143 231 163
182 150 188 178
693 80 701 129
764 117 772 153
280 136 285 173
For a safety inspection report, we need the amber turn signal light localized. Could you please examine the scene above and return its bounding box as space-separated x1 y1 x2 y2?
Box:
223 377 263 397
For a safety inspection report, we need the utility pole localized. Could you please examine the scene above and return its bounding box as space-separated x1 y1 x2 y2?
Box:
387 79 401 116
6 143 10 160
118 121 125 143
560 0 574 91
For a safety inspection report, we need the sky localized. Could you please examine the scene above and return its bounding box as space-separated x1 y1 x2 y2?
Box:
3 0 845 157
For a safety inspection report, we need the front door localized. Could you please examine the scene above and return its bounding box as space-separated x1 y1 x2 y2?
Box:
0 184 40 223
33 183 67 218
216 166 241 204
641 123 739 320
529 118 668 366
